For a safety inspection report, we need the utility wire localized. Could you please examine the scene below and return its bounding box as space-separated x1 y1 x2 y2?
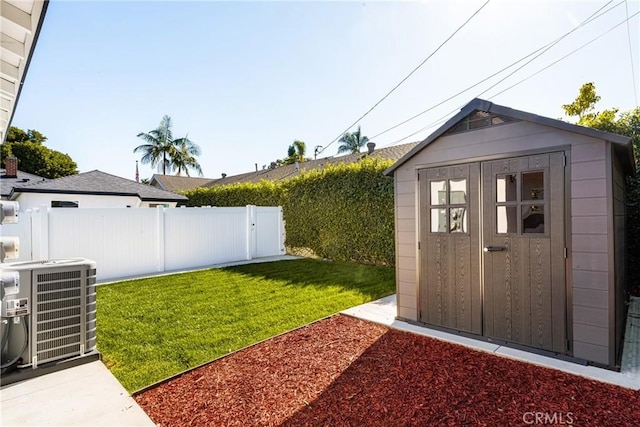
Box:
371 0 621 141
384 8 640 147
368 46 547 140
488 10 640 99
317 0 491 156
624 0 639 105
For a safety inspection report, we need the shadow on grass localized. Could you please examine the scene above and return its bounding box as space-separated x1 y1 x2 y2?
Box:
222 258 395 300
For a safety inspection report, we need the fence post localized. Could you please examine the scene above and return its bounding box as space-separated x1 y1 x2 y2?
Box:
246 205 256 260
278 206 286 254
157 205 165 273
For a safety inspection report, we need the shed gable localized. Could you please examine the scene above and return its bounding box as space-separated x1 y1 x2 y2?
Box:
443 110 520 136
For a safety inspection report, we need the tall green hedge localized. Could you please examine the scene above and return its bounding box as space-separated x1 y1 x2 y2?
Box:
184 158 395 266
186 180 282 208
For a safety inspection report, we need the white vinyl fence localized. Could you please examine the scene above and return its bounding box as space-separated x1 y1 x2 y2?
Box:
1 206 285 282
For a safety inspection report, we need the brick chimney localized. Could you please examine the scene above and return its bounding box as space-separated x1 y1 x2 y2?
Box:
5 157 18 178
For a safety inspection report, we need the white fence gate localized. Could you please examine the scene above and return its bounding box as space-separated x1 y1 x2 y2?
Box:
1 206 285 282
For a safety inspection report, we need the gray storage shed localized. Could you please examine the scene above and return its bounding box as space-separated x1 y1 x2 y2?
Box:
386 98 635 369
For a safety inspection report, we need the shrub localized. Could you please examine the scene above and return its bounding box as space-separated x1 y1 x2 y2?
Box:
184 158 395 266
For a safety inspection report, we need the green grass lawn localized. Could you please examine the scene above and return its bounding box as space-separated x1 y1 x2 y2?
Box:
97 259 395 392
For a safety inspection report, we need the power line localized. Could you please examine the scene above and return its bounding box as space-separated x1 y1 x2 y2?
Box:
371 0 621 142
384 8 640 147
462 1 618 109
368 45 547 140
624 0 639 105
317 0 491 156
488 10 640 99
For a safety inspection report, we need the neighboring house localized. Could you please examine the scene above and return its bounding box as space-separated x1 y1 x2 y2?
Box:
386 97 635 370
149 142 419 193
150 175 218 193
8 169 187 210
208 142 418 187
0 157 48 199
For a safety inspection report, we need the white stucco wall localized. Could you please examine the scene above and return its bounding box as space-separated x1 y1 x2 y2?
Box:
13 193 177 211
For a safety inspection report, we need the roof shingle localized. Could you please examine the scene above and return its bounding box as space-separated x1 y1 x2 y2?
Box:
0 169 48 198
206 142 419 187
10 170 187 202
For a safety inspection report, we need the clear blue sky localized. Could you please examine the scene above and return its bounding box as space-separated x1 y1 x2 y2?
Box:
12 0 640 181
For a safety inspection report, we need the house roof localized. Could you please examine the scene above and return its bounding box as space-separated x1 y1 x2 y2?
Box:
385 98 634 176
206 142 419 188
150 174 218 193
0 168 48 198
9 170 188 202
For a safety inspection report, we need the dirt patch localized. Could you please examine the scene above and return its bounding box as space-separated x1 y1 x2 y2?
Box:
135 315 640 426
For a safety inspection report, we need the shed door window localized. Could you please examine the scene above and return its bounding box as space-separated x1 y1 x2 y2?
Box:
429 178 468 233
495 171 545 234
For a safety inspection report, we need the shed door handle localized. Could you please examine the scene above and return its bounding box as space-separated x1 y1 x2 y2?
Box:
484 246 506 252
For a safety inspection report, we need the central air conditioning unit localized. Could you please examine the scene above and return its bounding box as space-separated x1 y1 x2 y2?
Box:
1 258 97 372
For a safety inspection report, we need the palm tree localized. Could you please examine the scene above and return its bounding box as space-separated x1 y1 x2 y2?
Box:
134 115 202 176
172 137 203 177
337 126 369 154
283 140 307 165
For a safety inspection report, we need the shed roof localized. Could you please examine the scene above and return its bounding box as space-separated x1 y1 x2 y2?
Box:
10 170 188 202
385 98 634 176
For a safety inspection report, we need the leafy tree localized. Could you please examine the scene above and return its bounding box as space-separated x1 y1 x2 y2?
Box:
563 82 640 296
337 125 369 154
283 140 308 165
134 115 202 176
562 82 639 166
1 126 78 178
562 82 601 121
6 126 47 144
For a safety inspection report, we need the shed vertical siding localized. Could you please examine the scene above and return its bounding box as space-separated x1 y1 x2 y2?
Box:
612 149 627 366
570 140 610 365
393 121 604 325
395 168 418 321
391 119 630 368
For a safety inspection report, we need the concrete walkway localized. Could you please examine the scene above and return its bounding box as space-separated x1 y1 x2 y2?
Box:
342 295 640 390
0 361 154 427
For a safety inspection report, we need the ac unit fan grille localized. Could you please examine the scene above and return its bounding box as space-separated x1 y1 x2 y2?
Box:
38 288 81 302
34 268 84 364
38 307 80 322
38 345 81 362
38 298 81 312
38 279 82 293
39 316 81 331
37 334 81 352
37 270 81 282
37 325 81 342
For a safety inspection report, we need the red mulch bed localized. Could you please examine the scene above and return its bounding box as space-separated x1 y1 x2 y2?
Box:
135 315 640 426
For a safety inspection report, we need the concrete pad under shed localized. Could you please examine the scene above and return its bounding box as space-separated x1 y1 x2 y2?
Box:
342 295 640 390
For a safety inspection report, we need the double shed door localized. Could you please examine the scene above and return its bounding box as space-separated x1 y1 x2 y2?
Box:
419 152 566 354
